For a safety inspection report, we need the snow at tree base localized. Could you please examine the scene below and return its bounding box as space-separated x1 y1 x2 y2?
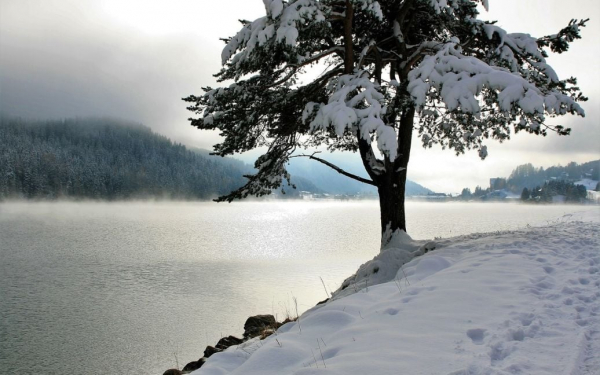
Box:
185 0 588 243
192 209 600 375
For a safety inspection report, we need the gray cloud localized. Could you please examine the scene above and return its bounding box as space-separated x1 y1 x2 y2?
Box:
0 0 261 148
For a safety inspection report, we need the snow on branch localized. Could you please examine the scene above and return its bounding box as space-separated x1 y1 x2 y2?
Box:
221 0 384 72
429 0 489 14
221 0 327 68
407 38 584 118
304 71 399 160
537 19 588 54
350 0 383 20
481 24 559 82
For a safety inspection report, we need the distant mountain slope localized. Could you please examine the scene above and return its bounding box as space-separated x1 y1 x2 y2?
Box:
0 117 252 200
0 117 327 200
191 147 325 197
286 156 433 196
190 147 253 173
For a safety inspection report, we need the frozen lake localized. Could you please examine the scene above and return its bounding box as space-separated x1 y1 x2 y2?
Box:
0 200 597 374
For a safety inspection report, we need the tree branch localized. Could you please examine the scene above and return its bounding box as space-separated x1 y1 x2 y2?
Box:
357 131 385 183
266 47 343 88
291 152 377 186
343 0 355 74
294 47 344 68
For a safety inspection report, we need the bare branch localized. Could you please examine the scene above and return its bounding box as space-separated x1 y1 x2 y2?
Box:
267 47 344 88
291 152 377 186
268 68 298 88
357 131 385 182
293 47 344 68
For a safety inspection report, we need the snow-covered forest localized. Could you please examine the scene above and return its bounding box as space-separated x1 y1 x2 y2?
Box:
507 162 599 192
460 161 599 194
0 117 251 200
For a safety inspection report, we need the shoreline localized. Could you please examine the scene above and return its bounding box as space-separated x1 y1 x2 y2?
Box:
173 210 599 374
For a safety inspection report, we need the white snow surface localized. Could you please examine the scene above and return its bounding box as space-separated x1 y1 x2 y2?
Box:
575 179 599 191
307 71 399 160
193 209 600 375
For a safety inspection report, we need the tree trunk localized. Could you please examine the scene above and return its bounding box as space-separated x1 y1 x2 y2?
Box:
378 167 407 247
378 106 415 249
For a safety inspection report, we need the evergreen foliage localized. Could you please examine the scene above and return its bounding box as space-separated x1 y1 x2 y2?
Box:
472 185 488 197
0 117 251 200
520 187 530 201
528 180 587 202
507 160 599 193
458 160 599 196
185 0 587 242
459 187 472 200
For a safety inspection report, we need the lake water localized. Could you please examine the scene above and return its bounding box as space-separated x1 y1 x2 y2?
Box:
1 201 598 374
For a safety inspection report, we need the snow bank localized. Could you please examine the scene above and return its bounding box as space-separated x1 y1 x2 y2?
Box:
331 229 438 300
193 209 600 375
575 179 599 191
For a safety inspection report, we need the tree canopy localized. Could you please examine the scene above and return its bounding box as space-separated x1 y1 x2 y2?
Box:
185 0 587 244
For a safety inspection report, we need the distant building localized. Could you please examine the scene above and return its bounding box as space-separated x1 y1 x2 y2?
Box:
481 190 508 201
299 191 314 199
427 192 449 197
587 190 600 204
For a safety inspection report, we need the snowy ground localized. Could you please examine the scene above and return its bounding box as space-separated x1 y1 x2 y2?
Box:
193 209 600 375
575 179 599 191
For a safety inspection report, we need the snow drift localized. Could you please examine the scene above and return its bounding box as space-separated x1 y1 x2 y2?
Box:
193 209 599 375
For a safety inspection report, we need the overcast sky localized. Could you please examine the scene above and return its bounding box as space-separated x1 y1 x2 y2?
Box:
1 0 599 193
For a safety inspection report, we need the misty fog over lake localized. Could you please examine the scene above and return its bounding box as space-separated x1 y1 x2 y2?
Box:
0 200 595 374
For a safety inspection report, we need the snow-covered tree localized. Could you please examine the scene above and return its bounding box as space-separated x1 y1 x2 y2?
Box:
185 0 587 247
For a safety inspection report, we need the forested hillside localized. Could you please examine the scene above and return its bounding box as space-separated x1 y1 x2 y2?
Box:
457 159 599 201
506 161 599 192
0 117 251 200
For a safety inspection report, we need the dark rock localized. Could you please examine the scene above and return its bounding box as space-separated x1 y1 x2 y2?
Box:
243 314 277 338
165 315 282 374
204 345 220 358
216 335 243 350
420 241 437 254
316 298 329 305
200 335 244 361
182 358 205 372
